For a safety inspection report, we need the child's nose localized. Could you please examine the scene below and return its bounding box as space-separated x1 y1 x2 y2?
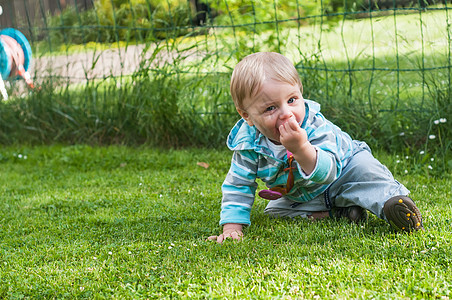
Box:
279 106 293 120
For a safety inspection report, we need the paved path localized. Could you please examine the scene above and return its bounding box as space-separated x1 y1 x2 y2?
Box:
33 44 158 82
7 44 203 96
32 43 203 82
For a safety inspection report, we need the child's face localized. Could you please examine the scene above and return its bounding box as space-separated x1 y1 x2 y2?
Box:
237 79 305 144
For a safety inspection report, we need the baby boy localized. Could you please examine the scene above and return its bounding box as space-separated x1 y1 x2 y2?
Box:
208 52 423 243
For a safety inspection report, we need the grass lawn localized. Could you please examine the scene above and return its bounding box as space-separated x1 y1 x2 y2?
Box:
0 145 451 298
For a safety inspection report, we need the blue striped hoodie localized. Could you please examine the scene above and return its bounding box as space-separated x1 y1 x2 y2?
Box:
220 100 355 225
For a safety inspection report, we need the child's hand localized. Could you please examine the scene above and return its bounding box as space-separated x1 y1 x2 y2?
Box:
207 223 243 244
279 116 308 153
279 116 317 175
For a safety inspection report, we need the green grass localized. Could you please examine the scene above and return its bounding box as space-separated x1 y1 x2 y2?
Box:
1 145 451 298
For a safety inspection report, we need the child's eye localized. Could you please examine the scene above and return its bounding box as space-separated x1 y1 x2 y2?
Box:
288 97 296 104
265 106 276 112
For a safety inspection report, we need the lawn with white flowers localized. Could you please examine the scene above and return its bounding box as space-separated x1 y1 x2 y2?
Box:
0 145 451 298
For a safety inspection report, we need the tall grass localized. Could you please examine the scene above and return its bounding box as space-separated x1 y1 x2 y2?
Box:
0 74 235 147
0 37 236 148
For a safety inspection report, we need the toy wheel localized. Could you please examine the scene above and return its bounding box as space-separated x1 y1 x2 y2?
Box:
0 28 32 72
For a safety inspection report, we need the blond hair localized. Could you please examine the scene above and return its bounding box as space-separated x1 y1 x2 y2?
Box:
230 52 302 109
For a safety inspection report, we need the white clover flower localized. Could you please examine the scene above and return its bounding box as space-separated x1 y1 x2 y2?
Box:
434 120 440 125
428 165 433 170
399 132 405 136
420 150 425 155
93 257 97 260
168 246 173 249
108 251 113 255
18 154 23 159
396 160 400 163
431 158 434 161
440 118 447 123
404 170 408 174
405 156 409 159
128 251 132 254
429 135 436 140
23 155 27 159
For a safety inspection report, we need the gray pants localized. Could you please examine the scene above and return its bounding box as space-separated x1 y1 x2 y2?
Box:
264 141 409 220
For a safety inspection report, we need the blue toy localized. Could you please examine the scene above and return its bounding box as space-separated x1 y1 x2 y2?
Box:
0 28 34 100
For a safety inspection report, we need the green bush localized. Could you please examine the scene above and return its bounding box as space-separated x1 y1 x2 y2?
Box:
151 2 194 40
44 0 359 47
47 6 104 46
44 0 202 47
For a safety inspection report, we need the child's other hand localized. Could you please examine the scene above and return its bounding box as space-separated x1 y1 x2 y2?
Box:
207 223 243 244
279 116 308 153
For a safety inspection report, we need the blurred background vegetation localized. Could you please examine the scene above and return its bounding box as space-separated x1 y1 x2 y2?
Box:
0 0 450 174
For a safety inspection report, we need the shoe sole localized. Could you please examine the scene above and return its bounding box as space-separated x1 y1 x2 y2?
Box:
384 196 423 232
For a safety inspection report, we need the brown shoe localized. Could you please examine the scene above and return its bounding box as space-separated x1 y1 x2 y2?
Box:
383 196 423 232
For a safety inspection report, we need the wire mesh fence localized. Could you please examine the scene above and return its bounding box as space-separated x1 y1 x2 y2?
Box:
0 0 450 156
